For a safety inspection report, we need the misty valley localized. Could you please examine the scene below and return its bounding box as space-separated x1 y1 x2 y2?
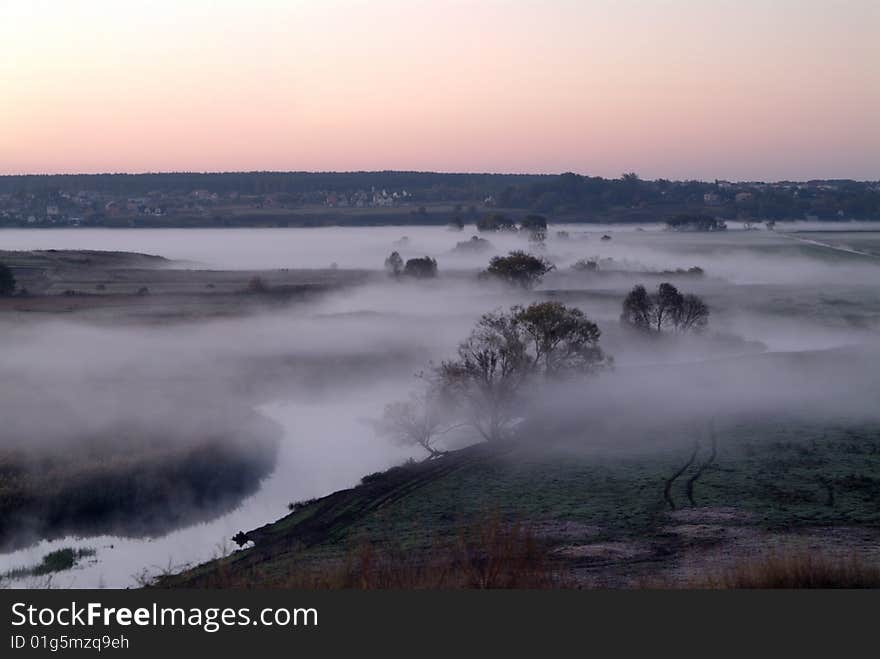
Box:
1 222 879 588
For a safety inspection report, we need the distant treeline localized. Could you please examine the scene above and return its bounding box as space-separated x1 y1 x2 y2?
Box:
0 171 547 199
2 171 878 222
493 173 880 220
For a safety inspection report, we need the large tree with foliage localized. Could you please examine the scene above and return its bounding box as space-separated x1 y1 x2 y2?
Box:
437 309 528 442
485 251 554 289
516 302 605 377
436 302 607 442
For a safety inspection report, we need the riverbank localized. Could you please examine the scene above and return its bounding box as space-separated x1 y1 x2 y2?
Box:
0 404 281 552
161 404 880 588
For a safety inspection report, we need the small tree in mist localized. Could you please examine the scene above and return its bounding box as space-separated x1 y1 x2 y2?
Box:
436 301 607 442
0 262 16 296
372 387 458 459
620 282 709 333
384 251 404 276
403 256 438 279
485 251 554 289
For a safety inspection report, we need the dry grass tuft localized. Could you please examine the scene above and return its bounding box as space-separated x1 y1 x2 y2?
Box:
303 517 560 589
178 516 565 589
692 551 880 589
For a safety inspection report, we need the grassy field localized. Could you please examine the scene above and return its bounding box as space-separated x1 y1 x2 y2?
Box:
162 411 880 588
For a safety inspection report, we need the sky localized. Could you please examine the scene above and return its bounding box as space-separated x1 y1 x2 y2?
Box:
0 0 878 180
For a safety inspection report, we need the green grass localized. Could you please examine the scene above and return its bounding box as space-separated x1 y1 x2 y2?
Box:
328 417 880 547
163 413 880 587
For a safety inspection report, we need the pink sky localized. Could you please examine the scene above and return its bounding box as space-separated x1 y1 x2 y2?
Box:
1 0 878 180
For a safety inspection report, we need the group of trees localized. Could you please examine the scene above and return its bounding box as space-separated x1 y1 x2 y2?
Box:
665 215 727 232
376 301 609 452
620 283 709 333
384 252 438 278
376 260 712 457
384 248 554 289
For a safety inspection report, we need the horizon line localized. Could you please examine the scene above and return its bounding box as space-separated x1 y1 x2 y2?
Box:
1 170 878 185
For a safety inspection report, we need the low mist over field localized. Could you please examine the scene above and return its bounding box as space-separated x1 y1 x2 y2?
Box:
0 220 878 271
1 223 879 586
